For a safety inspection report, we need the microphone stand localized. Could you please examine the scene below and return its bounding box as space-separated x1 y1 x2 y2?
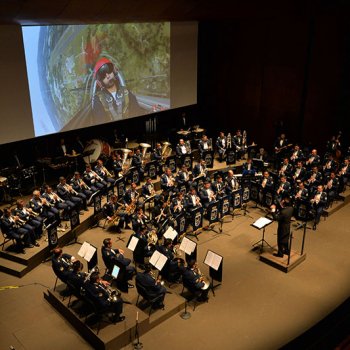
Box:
133 312 143 349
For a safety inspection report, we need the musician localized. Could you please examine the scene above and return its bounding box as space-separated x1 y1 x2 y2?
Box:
199 181 216 208
216 131 227 162
56 138 69 158
153 200 172 231
66 260 86 290
293 181 309 202
132 207 149 233
101 238 135 288
142 177 156 199
103 195 125 233
14 199 43 240
289 144 304 165
160 168 177 195
233 130 243 159
111 153 123 177
275 175 291 202
242 158 256 176
83 164 106 191
158 239 184 282
338 158 350 191
176 139 190 157
123 182 139 205
305 149 321 169
84 271 125 323
310 185 328 230
274 133 289 155
131 148 145 179
29 190 56 222
152 143 163 174
256 147 269 162
51 248 75 282
170 192 185 215
270 197 293 257
278 158 293 179
324 171 340 202
182 260 209 302
258 171 274 203
57 177 84 213
71 135 85 155
326 135 341 156
185 187 202 211
176 165 191 192
198 135 211 158
225 169 240 197
192 159 208 179
0 208 33 252
322 154 337 177
70 171 93 206
130 226 153 265
135 264 167 309
211 175 226 199
91 57 143 121
305 166 323 193
292 161 307 183
42 185 72 221
94 159 114 185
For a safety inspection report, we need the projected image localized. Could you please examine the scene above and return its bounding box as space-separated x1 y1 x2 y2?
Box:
22 23 170 136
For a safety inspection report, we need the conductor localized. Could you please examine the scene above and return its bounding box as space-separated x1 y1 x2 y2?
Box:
270 197 293 257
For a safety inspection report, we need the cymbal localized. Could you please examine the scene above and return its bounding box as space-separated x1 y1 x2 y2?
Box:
127 142 140 149
193 128 204 133
177 130 191 135
66 153 81 157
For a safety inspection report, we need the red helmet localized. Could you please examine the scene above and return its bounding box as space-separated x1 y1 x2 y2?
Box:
93 57 115 80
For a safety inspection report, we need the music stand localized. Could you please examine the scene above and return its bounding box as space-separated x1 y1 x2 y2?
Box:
145 160 157 179
78 241 98 271
241 185 253 219
47 220 59 251
179 237 197 264
202 150 214 168
205 200 221 234
187 207 203 240
251 217 273 253
203 250 223 296
226 148 236 165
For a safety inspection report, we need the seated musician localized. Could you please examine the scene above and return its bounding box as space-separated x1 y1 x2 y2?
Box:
101 238 135 288
142 177 156 199
29 190 56 223
123 183 139 224
242 158 256 176
292 161 307 183
305 149 321 169
42 185 71 221
233 130 245 160
0 208 34 252
57 176 84 212
322 154 337 177
153 200 172 235
258 171 274 203
152 143 163 175
158 239 184 283
185 187 202 211
95 159 114 185
225 169 240 198
338 158 350 191
51 248 75 283
160 168 177 196
103 195 125 233
305 166 323 194
111 153 123 178
70 171 93 206
211 175 226 199
14 199 43 240
135 264 167 309
176 165 191 193
83 164 106 191
275 175 291 203
278 158 293 179
131 225 154 265
216 131 227 162
176 139 190 157
256 147 269 162
293 181 309 202
131 148 144 179
290 144 304 165
170 192 185 215
324 171 340 202
182 260 210 302
310 185 327 230
199 181 216 209
192 159 208 179
198 135 211 158
67 260 86 290
132 207 149 233
84 271 125 323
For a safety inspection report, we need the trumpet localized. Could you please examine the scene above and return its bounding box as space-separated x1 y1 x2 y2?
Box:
12 215 26 227
40 197 53 207
27 207 39 217
102 165 114 178
92 170 104 182
79 180 91 191
64 184 78 195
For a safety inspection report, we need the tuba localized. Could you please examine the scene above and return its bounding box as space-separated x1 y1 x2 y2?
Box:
140 143 151 164
120 148 132 166
161 142 172 158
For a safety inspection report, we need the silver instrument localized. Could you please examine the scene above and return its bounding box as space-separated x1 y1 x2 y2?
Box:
185 140 191 154
161 142 172 158
227 133 232 149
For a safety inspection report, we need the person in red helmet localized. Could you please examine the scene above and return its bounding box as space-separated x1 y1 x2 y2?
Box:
92 57 144 121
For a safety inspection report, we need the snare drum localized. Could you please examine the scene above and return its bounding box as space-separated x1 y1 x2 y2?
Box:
83 139 111 163
0 177 8 187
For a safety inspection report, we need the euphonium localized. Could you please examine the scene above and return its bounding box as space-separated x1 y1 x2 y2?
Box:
161 142 172 158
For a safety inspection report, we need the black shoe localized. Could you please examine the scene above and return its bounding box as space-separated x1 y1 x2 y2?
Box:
27 244 34 248
312 224 316 230
127 283 134 288
34 242 40 247
273 253 283 257
113 315 125 323
116 228 122 233
154 303 164 309
283 250 290 255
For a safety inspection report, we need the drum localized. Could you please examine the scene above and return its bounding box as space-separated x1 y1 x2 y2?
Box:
201 276 210 290
83 139 111 164
0 177 8 187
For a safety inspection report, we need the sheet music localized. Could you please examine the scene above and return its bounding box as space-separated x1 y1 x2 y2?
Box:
84 245 96 262
163 226 178 241
127 236 139 252
78 241 89 258
149 250 168 271
252 217 272 229
179 237 196 255
204 250 222 271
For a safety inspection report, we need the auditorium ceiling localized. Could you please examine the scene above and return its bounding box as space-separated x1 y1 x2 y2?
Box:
0 0 349 25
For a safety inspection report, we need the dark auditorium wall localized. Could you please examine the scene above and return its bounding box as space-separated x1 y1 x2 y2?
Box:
197 14 349 153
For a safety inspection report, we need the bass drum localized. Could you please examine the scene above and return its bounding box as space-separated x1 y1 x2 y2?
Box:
83 139 111 164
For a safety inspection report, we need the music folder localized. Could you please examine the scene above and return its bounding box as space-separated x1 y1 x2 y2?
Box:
127 236 139 252
163 226 178 241
204 250 223 271
252 217 272 229
179 236 197 255
78 241 96 262
149 250 168 271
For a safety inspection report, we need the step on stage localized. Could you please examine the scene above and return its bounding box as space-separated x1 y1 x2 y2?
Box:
44 284 185 350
